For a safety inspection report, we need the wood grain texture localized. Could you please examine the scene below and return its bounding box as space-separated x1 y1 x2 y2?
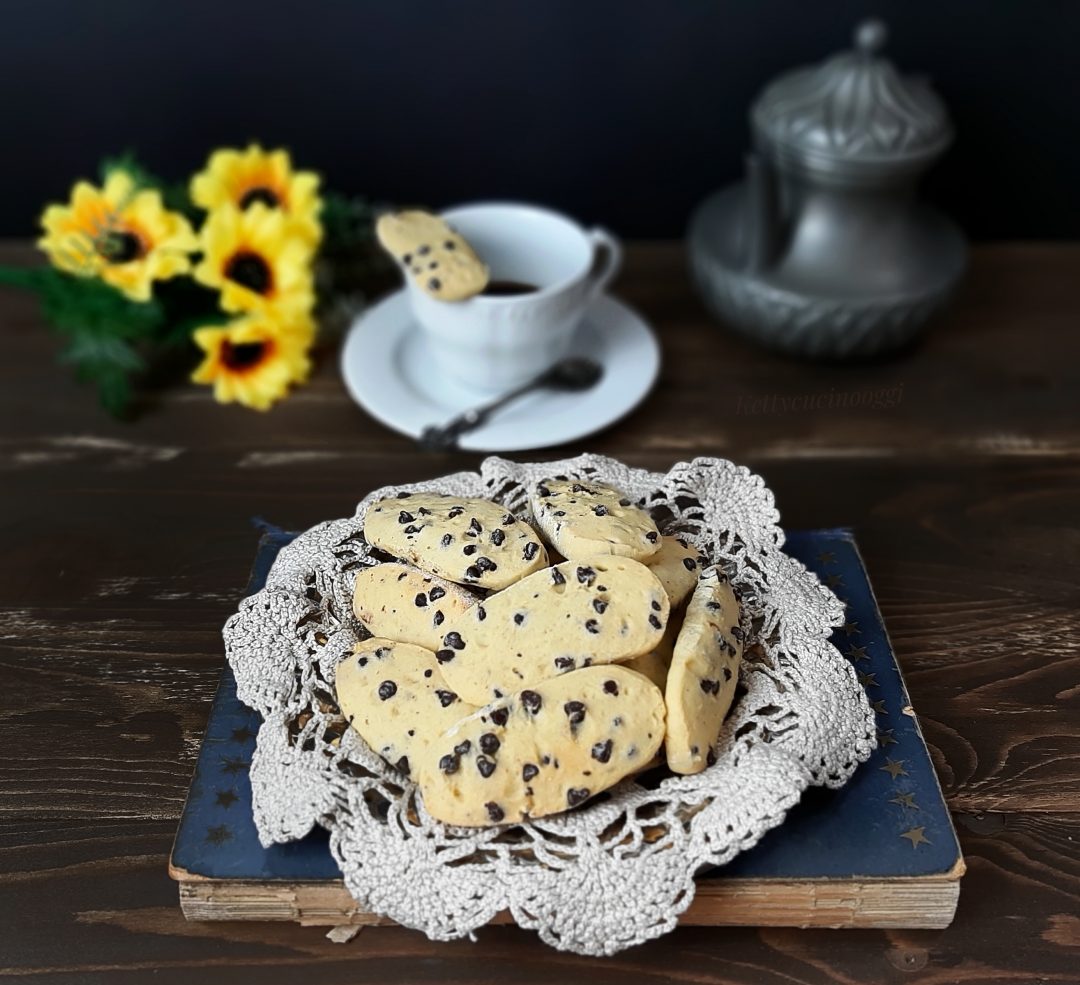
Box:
1 242 1079 982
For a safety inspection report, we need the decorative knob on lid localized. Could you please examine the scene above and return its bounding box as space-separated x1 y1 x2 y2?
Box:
750 19 953 185
854 18 887 56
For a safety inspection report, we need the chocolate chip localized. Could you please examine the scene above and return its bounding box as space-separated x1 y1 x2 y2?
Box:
536 483 551 497
592 599 608 614
731 625 746 641
501 513 515 525
564 700 586 725
476 756 496 778
649 614 662 629
567 788 590 807
554 656 575 670
554 510 566 517
491 528 505 546
521 690 542 713
603 680 619 696
417 507 431 515
700 679 721 695
591 739 613 763
597 585 607 592
433 610 444 626
592 504 608 516
436 689 458 707
524 541 540 561
723 667 733 681
479 733 500 755
464 565 482 580
403 524 421 534
414 593 427 607
443 631 466 650
522 763 539 781
356 657 368 668
464 518 479 535
463 544 477 556
444 240 455 250
448 506 464 519
576 566 596 585
490 707 509 726
428 261 438 270
435 649 455 663
441 533 453 546
585 619 600 634
374 647 391 658
423 668 433 678
706 601 722 611
402 253 412 265
454 740 471 756
397 511 414 523
485 801 504 822
429 586 446 601
683 557 698 571
513 612 525 625
618 498 631 507
706 749 718 767
477 605 487 621
646 531 659 543
378 681 397 700
395 755 410 775
476 556 497 572
438 754 458 774
541 754 551 765
551 567 566 586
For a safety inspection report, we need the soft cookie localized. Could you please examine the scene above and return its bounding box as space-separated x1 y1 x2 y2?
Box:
436 556 670 705
664 569 744 774
623 609 681 691
363 493 549 591
375 210 489 300
645 536 705 608
528 478 661 562
353 562 477 652
335 638 480 778
417 665 666 825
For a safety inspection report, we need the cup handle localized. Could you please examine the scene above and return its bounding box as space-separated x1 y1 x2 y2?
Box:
586 226 622 299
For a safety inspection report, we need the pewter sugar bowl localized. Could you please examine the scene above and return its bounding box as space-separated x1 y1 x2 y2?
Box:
689 21 967 358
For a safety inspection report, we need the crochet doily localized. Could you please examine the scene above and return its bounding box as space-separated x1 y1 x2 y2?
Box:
223 454 875 955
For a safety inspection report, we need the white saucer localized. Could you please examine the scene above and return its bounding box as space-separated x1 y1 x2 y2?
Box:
341 291 660 452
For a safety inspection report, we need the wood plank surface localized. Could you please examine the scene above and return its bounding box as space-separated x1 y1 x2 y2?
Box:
1 241 1078 982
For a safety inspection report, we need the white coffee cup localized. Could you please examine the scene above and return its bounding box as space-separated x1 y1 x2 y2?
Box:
405 202 622 392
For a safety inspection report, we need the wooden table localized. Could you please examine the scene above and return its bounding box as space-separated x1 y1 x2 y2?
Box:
2 242 1078 983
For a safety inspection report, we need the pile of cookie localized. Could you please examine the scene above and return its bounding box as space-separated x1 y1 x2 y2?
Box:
336 477 744 827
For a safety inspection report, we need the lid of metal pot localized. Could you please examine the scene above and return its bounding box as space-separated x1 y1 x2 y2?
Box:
751 20 952 181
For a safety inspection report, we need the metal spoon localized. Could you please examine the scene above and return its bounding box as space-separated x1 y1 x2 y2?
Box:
419 357 604 452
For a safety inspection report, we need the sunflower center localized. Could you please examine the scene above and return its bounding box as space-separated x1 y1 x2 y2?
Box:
225 251 273 295
221 340 268 372
98 230 144 264
239 186 281 210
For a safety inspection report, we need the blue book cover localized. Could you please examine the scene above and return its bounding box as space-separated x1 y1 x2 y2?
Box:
172 529 962 902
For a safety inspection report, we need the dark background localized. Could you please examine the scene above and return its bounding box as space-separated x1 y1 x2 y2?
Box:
3 0 1077 239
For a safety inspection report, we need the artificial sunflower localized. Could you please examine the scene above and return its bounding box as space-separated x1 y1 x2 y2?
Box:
38 170 198 301
191 314 314 410
190 144 322 246
194 203 316 320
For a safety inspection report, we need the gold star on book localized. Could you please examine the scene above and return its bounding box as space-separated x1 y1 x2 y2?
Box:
872 699 888 715
845 644 869 662
877 728 898 746
900 826 930 849
825 574 844 589
890 792 919 810
817 551 836 565
206 824 232 845
857 670 878 688
880 757 908 779
842 621 861 636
